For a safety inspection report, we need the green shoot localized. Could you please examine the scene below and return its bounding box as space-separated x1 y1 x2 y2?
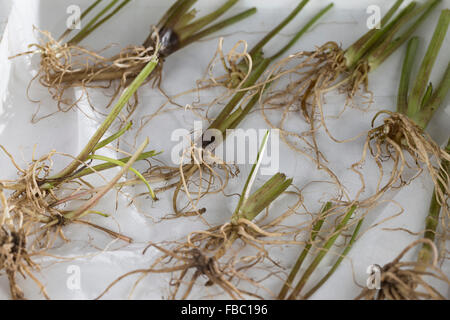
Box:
63 138 149 220
407 9 450 118
87 154 157 200
417 138 450 265
397 37 419 114
94 121 133 151
68 0 132 45
303 218 364 299
287 205 357 299
278 202 332 299
48 55 159 181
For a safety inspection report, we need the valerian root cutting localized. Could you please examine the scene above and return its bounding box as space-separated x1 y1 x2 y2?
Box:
354 10 450 215
125 2 332 217
0 56 161 299
356 239 449 300
96 132 306 299
12 0 257 116
260 0 440 167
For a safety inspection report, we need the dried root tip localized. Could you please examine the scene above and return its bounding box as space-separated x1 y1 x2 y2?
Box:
356 240 449 300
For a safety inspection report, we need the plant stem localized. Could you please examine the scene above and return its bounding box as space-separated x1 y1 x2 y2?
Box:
177 0 239 41
270 3 334 61
156 0 197 31
40 150 159 191
210 134 291 260
210 131 291 260
68 0 132 45
209 3 330 133
233 130 270 220
363 2 419 68
58 0 104 42
48 55 159 182
214 173 291 260
75 0 132 45
379 0 405 26
368 0 441 71
216 107 243 133
180 7 257 49
249 0 310 59
417 138 450 265
413 62 450 128
287 205 357 299
87 154 156 200
397 37 419 114
62 138 149 220
278 202 332 300
345 0 404 64
421 83 434 108
240 174 292 222
418 192 441 264
407 9 450 118
344 0 407 68
208 59 271 131
173 7 197 31
69 150 160 180
94 121 132 151
302 218 364 299
226 59 272 129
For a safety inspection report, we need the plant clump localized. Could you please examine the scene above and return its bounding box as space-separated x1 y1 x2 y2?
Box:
356 240 449 300
12 0 257 116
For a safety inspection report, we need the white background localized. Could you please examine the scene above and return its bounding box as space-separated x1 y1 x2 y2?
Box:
0 0 449 299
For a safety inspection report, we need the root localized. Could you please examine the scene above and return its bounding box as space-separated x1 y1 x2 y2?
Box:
134 37 256 146
261 42 349 127
0 203 49 300
97 192 304 299
0 146 133 251
136 143 238 218
0 142 145 298
197 37 253 91
356 239 449 300
259 42 371 197
12 28 161 118
96 244 250 300
353 111 450 213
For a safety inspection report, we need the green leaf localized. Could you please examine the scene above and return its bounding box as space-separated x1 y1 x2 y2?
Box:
94 121 133 151
87 154 157 200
